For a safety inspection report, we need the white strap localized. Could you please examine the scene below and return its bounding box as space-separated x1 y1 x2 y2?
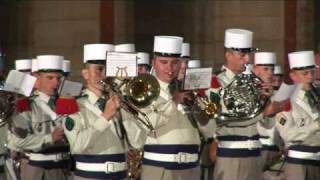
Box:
218 140 262 149
296 98 319 121
35 99 58 120
76 161 127 173
259 137 276 146
143 151 198 164
28 153 69 162
288 150 320 161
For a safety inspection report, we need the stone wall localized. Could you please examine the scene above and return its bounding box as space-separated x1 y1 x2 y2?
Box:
3 0 316 79
7 0 100 80
133 0 285 71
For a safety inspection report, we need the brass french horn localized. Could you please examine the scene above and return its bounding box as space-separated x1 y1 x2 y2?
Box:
214 69 268 125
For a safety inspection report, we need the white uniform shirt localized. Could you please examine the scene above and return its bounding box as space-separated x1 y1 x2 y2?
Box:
64 89 146 155
275 89 320 148
8 91 65 152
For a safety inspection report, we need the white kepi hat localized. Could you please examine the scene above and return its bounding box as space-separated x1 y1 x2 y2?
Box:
37 55 63 71
188 60 201 68
274 65 283 75
115 43 135 53
31 58 38 73
83 44 114 63
181 43 190 58
288 51 315 69
153 36 183 57
137 52 150 65
15 59 32 71
224 28 257 52
63 60 71 73
254 52 276 65
37 55 64 72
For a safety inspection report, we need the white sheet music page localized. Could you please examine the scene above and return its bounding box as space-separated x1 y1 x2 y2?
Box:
106 52 137 78
272 83 300 102
59 80 83 97
3 70 36 96
184 68 212 90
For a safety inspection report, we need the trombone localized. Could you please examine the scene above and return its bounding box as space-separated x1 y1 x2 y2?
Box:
98 74 160 133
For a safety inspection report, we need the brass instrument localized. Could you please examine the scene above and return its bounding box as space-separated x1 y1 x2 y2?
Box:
214 71 268 125
192 92 220 118
127 149 143 179
170 79 220 118
99 74 160 179
99 74 160 132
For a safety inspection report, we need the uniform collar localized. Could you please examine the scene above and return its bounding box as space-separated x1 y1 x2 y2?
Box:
297 88 308 102
83 89 103 105
157 78 170 92
221 66 236 80
35 91 51 103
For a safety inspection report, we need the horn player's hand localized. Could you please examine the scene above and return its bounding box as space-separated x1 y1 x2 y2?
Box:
172 91 193 106
263 99 290 117
102 95 120 121
260 82 274 97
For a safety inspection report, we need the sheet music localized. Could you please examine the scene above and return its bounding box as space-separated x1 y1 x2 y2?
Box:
59 80 83 97
272 83 300 101
106 52 137 78
184 68 212 90
3 70 36 96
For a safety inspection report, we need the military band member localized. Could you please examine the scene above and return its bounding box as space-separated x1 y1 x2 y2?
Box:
275 51 320 180
207 29 284 180
63 44 147 180
7 58 34 180
15 59 32 74
186 59 215 180
273 65 284 90
253 52 282 169
115 43 136 53
137 52 151 74
187 60 201 69
140 36 214 180
178 42 191 81
8 55 70 180
62 60 71 77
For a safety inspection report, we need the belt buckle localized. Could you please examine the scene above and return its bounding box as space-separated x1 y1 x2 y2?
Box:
247 140 253 150
55 153 69 161
55 154 62 162
105 162 115 173
176 152 187 164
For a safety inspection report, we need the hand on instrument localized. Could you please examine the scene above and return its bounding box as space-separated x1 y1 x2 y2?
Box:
260 82 274 97
102 95 120 121
51 127 65 142
263 99 290 117
172 90 193 105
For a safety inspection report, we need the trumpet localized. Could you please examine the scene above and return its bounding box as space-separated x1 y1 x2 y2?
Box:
98 74 160 133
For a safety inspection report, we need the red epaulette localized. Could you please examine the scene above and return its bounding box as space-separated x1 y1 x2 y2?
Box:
16 98 31 113
55 98 79 115
211 76 221 89
284 101 291 112
197 89 207 97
